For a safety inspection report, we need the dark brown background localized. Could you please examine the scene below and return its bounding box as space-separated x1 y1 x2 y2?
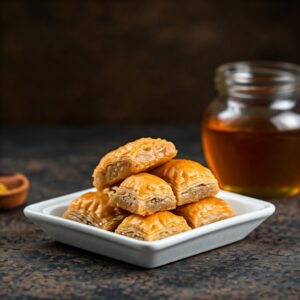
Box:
1 0 300 125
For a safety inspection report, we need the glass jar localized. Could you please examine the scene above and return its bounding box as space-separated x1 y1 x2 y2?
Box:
202 61 300 198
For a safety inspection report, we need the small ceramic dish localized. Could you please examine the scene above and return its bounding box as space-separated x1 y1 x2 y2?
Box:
0 173 30 209
24 188 275 268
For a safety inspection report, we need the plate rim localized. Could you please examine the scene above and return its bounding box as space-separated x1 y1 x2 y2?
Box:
24 188 276 251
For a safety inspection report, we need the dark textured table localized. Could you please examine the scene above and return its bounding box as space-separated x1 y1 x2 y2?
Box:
1 126 299 300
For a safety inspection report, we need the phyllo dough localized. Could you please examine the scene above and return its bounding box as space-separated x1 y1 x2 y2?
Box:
152 159 219 206
93 138 177 189
63 192 130 231
115 211 191 241
107 173 177 216
175 197 236 228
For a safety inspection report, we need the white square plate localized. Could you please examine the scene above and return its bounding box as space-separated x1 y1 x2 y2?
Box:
24 188 275 268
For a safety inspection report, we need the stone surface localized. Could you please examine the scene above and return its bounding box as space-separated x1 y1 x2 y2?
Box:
0 126 299 299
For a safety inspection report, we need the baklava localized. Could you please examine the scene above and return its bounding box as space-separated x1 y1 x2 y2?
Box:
93 138 177 189
107 173 177 216
152 159 219 206
115 211 191 241
63 192 129 231
175 197 236 228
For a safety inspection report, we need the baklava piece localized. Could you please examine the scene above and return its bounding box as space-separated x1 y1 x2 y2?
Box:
152 159 219 206
63 192 130 231
115 211 191 241
93 138 177 189
175 197 236 228
107 173 176 216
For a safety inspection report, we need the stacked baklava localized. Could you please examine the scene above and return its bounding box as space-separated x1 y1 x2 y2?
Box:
64 138 235 241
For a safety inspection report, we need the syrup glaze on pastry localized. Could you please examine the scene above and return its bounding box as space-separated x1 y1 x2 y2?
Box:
63 192 130 231
152 159 219 206
107 173 177 216
115 211 191 241
175 197 236 228
62 138 237 242
93 138 177 189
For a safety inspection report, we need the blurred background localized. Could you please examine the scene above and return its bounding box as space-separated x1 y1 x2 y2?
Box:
1 0 300 125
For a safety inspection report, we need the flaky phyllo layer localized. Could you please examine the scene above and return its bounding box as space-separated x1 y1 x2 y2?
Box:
175 197 236 228
105 173 177 216
93 138 177 189
115 211 191 241
152 159 219 205
63 192 129 231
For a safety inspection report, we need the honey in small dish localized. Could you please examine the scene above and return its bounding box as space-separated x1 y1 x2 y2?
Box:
0 173 30 209
0 183 9 193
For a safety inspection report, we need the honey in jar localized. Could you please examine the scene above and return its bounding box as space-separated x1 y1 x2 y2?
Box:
202 62 300 198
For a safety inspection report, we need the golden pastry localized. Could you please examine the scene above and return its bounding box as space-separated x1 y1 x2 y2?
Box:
115 211 191 241
152 159 219 206
175 197 236 228
107 173 177 216
93 138 177 189
63 192 130 231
